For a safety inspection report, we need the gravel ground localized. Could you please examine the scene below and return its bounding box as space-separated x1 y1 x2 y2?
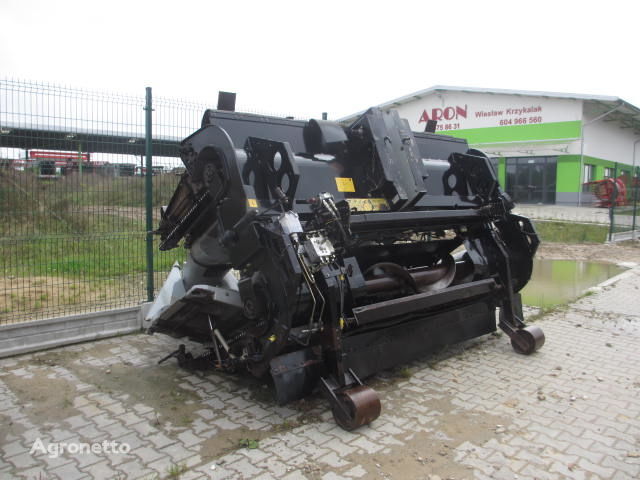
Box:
535 241 640 265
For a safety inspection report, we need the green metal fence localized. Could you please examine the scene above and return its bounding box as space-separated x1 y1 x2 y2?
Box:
0 79 214 324
607 165 640 242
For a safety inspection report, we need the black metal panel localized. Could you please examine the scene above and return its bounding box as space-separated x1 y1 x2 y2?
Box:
293 158 347 203
201 110 308 153
217 91 237 112
413 131 468 161
270 348 325 405
353 109 426 208
352 279 497 325
269 297 497 403
349 209 484 231
344 300 496 378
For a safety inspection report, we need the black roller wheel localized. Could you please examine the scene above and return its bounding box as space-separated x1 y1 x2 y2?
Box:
511 325 545 355
331 385 381 431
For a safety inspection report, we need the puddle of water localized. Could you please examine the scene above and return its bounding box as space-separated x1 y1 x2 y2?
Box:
521 259 626 308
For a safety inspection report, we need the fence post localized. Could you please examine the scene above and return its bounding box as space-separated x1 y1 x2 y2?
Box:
77 143 83 178
608 162 617 242
144 87 154 302
633 166 639 239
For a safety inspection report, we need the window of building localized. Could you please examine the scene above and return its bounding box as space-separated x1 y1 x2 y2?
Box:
504 156 557 204
489 157 499 174
604 167 615 179
582 164 595 192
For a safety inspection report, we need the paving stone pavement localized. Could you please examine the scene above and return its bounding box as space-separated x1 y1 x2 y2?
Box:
1 267 639 480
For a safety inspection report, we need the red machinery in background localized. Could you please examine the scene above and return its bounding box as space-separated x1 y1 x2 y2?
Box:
583 176 628 207
29 150 90 164
29 150 97 175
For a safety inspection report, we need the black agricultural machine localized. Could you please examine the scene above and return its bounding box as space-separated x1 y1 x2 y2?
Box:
146 103 544 430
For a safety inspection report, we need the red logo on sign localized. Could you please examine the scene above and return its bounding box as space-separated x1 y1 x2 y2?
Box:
419 105 468 123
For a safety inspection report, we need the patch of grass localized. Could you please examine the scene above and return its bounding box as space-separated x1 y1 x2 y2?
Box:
272 418 301 433
179 414 193 426
1 170 185 281
533 220 608 244
2 234 185 279
398 367 412 379
238 438 260 449
526 303 568 323
271 412 323 432
166 462 188 480
302 412 323 425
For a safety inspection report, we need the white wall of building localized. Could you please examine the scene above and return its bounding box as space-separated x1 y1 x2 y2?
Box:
583 110 640 167
392 91 583 133
387 91 639 166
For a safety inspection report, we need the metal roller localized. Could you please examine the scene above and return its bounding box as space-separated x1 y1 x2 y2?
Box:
332 386 382 431
511 325 546 355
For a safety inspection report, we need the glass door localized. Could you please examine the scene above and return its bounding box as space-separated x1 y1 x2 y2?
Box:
505 157 557 204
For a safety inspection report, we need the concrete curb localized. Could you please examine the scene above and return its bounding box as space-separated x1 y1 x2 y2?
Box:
0 304 150 359
587 263 640 292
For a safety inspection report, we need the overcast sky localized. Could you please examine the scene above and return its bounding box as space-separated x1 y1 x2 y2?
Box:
1 0 639 120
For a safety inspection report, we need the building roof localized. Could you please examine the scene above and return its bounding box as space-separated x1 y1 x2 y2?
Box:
0 122 181 158
340 85 640 134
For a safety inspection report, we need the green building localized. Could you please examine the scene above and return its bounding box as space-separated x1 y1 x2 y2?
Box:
342 86 640 205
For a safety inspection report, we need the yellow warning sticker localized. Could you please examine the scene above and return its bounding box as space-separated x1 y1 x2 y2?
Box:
346 198 390 212
247 198 258 208
335 177 356 192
